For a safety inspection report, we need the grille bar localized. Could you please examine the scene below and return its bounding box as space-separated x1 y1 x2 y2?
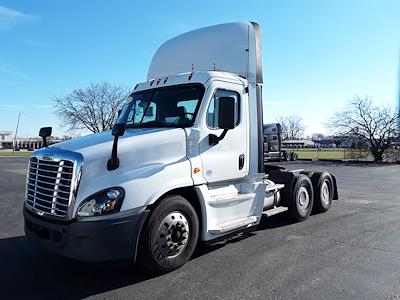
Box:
31 160 73 168
29 166 73 176
29 178 71 189
28 171 72 182
26 156 75 218
27 182 70 196
27 188 70 203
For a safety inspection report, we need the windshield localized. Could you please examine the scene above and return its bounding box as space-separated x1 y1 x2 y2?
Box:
117 84 205 128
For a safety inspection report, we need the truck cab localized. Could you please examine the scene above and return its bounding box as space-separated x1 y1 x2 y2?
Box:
23 21 338 274
264 123 282 161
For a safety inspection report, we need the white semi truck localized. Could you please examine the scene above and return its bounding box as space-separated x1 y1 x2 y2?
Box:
23 22 338 274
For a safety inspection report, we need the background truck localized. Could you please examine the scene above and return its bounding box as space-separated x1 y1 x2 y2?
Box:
23 21 338 274
264 123 299 162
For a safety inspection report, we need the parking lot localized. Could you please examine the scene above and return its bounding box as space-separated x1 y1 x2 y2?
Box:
1 157 400 299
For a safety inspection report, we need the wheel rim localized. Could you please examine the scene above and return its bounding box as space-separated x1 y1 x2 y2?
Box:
157 211 190 258
320 180 331 206
297 186 310 213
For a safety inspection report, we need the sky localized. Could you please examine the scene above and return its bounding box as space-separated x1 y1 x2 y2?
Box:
0 0 399 138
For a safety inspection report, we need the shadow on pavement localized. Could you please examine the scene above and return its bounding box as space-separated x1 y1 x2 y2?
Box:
0 236 152 300
0 214 294 299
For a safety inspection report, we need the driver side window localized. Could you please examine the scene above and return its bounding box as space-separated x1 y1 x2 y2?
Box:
207 90 240 129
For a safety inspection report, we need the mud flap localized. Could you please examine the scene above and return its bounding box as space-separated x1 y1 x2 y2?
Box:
267 170 296 207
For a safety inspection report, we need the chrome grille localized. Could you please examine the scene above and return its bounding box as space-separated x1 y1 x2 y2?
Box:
26 157 75 218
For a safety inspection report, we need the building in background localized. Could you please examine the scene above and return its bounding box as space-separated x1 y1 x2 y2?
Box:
282 139 316 148
0 131 13 149
0 130 70 150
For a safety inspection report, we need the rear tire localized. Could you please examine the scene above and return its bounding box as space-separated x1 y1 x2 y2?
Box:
281 151 288 161
137 195 199 275
311 172 334 213
285 152 291 161
288 175 314 221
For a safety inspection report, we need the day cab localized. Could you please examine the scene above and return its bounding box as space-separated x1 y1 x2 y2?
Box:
23 22 338 274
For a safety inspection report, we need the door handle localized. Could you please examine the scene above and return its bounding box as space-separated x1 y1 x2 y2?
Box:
239 154 245 170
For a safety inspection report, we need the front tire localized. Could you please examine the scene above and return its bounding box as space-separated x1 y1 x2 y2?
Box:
137 195 199 275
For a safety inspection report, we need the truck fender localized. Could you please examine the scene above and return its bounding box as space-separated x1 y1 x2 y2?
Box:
331 173 339 200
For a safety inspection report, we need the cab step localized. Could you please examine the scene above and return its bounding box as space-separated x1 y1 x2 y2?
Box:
209 216 258 235
263 206 288 217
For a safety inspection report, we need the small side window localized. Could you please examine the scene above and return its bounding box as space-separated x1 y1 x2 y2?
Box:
207 90 240 129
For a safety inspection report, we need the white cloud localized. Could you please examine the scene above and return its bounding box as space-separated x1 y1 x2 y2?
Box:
263 100 299 105
35 104 52 109
0 5 37 31
23 38 48 47
1 104 22 109
0 66 30 80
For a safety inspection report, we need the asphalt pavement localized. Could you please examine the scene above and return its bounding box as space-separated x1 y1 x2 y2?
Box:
1 157 400 299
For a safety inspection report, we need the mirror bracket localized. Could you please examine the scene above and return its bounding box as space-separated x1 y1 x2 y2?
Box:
107 134 120 171
209 129 229 146
107 123 125 171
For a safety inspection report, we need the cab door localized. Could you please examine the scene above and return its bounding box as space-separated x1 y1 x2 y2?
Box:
199 81 248 183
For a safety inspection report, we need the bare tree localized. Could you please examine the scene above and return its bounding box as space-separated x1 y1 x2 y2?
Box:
53 82 130 133
328 96 400 162
311 133 326 141
276 114 305 140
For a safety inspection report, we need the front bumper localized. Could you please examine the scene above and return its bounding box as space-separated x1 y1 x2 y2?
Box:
24 207 149 262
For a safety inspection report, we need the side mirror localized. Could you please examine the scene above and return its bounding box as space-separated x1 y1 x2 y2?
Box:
209 97 236 146
112 123 126 136
39 127 52 147
39 127 52 138
218 97 235 130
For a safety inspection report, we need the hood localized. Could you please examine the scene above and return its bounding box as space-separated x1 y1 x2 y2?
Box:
51 127 187 176
50 127 188 204
53 128 174 152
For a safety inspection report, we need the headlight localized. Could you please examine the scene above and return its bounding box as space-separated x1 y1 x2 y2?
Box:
77 187 125 217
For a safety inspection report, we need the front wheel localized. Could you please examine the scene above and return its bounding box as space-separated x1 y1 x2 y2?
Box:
137 195 199 275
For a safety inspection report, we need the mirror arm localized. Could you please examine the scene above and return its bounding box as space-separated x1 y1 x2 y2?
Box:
209 129 229 146
107 135 120 171
42 136 48 147
107 123 126 171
